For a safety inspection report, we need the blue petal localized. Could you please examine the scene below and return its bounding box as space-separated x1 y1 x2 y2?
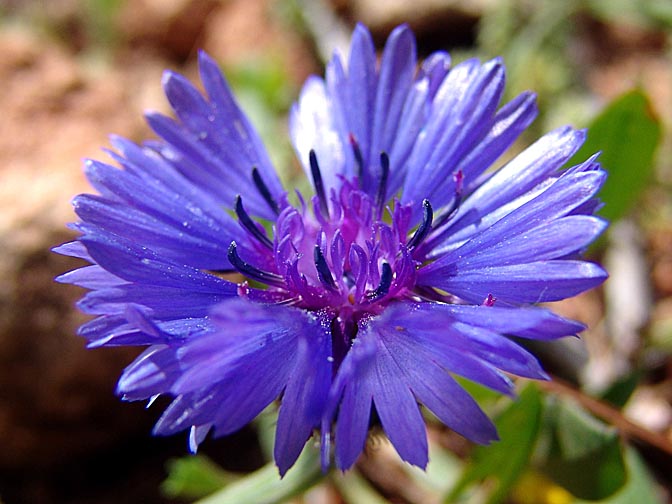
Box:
56 264 125 289
418 51 451 98
117 345 182 400
291 24 427 199
75 223 236 293
52 240 93 261
290 77 348 194
142 298 333 472
419 166 608 303
198 51 284 204
458 91 538 190
344 24 378 191
428 167 606 255
77 284 232 319
371 316 498 442
79 314 210 347
275 313 332 475
403 58 506 212
79 314 149 347
328 336 376 470
365 24 417 194
445 127 587 234
426 260 607 304
458 215 606 268
74 194 236 270
442 304 585 339
370 341 429 468
146 59 283 220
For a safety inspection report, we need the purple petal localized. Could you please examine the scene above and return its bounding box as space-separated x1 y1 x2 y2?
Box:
345 24 378 191
117 345 181 400
448 127 587 232
424 260 607 304
418 51 451 98
56 264 125 289
275 314 332 475
403 58 507 211
442 304 585 339
75 223 236 293
369 338 429 467
329 336 376 470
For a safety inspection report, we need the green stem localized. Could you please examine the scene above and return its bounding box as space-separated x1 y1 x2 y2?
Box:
196 446 324 504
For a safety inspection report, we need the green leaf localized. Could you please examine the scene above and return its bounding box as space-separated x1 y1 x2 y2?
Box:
83 0 124 47
568 89 661 222
226 57 294 113
195 444 323 504
161 455 237 500
538 397 627 500
599 371 642 408
447 383 544 504
454 375 504 405
576 446 664 504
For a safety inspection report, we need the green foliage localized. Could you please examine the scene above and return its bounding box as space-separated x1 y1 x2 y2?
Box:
599 371 642 408
82 0 124 47
226 58 295 114
162 455 237 500
478 0 585 133
448 384 544 504
446 385 652 503
568 90 662 222
587 0 672 28
194 445 323 504
582 447 664 504
537 397 627 500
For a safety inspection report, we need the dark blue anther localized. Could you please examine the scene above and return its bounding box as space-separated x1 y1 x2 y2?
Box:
314 245 338 291
227 242 285 287
367 262 393 300
235 195 273 249
407 199 433 250
454 169 464 196
252 167 280 215
375 152 390 220
309 150 330 218
348 132 365 180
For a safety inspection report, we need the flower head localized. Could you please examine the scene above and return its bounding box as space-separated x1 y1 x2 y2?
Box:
56 24 607 474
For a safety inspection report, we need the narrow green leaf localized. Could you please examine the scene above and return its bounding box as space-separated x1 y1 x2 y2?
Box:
575 446 664 504
447 383 544 504
539 398 627 500
195 444 323 504
599 371 642 408
161 455 237 500
568 89 661 222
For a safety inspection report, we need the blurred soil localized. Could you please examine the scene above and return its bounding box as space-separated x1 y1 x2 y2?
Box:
0 0 670 503
0 1 309 502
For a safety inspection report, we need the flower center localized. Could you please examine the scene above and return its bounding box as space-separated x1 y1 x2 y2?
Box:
226 151 435 360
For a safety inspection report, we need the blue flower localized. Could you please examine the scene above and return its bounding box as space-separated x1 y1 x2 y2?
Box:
56 24 607 475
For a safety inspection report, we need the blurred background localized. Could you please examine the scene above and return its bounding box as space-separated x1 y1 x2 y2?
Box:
0 0 671 502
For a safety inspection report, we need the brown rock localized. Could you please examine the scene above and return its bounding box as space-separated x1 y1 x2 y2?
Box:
0 27 158 470
117 0 221 61
202 0 318 86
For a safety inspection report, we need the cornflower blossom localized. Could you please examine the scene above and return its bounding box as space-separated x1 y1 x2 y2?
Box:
55 24 607 474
